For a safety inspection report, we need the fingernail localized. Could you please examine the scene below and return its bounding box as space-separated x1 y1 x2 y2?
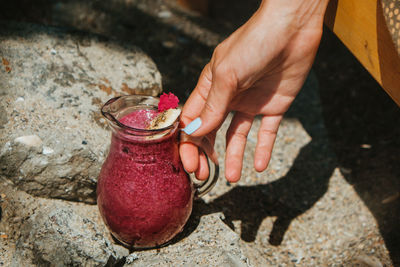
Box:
182 117 202 135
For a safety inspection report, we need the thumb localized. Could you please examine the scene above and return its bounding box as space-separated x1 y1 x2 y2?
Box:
183 66 236 137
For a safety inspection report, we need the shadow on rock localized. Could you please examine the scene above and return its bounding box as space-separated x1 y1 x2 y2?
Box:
202 143 333 245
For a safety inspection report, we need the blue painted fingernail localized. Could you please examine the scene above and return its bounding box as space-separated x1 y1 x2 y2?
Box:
182 117 202 135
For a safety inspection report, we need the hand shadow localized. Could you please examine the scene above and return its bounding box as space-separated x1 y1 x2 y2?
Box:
205 137 334 245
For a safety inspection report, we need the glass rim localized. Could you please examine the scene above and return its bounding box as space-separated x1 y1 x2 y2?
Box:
101 95 178 134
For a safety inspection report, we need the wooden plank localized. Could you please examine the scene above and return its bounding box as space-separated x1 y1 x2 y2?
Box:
325 0 400 106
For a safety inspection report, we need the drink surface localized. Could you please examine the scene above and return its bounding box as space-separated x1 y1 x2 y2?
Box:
119 109 158 129
97 109 193 248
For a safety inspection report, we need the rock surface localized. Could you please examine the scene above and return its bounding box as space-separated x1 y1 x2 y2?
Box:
125 213 260 267
0 179 129 266
0 22 162 203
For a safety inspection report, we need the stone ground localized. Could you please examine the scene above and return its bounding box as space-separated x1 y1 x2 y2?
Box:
0 0 399 266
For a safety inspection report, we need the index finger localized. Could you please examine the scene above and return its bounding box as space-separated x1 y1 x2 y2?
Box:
180 63 212 127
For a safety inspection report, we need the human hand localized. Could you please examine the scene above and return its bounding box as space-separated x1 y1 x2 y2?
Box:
180 0 329 182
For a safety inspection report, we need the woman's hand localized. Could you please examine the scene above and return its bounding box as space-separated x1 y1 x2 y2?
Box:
180 0 329 182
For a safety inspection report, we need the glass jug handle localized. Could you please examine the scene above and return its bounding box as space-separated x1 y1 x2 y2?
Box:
193 152 219 198
180 132 219 198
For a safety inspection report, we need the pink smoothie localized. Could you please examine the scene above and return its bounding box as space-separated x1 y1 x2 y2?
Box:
97 109 194 248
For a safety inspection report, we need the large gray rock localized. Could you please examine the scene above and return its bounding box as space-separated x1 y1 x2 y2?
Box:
124 211 267 267
0 22 162 203
0 178 129 266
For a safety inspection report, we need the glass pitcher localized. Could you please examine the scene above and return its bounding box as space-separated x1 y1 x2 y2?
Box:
97 95 218 249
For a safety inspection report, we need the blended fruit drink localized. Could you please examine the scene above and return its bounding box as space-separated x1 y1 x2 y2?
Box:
97 93 194 248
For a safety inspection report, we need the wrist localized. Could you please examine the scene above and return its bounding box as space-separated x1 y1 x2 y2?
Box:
257 0 329 32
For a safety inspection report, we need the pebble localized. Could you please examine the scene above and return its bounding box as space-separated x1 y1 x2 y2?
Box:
42 146 54 155
3 142 11 152
381 192 400 204
15 97 24 103
197 240 205 246
355 255 383 267
158 10 172 19
162 41 174 48
14 135 42 147
126 253 139 264
360 144 372 149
